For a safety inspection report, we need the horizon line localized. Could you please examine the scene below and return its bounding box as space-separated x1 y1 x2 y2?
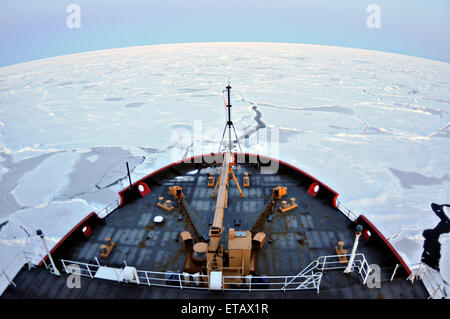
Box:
1 41 449 70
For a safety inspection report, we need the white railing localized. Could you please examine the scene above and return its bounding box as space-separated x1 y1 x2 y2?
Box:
317 253 372 284
223 273 322 293
0 251 26 295
281 260 319 290
22 251 40 269
336 200 358 221
96 199 120 219
1 248 54 296
61 259 210 290
60 257 446 298
60 259 322 292
60 254 374 293
62 259 100 279
135 270 209 290
408 263 448 299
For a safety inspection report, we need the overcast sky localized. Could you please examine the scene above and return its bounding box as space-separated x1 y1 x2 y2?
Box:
1 0 449 67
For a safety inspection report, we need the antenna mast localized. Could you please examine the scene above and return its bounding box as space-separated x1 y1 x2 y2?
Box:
218 81 242 153
226 82 232 152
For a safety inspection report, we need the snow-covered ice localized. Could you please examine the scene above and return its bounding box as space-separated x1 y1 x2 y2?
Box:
0 43 448 295
11 151 79 207
0 199 93 294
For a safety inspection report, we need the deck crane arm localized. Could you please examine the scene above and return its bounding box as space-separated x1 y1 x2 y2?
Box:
208 151 231 253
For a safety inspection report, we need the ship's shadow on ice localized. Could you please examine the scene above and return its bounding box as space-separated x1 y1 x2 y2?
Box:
421 203 450 270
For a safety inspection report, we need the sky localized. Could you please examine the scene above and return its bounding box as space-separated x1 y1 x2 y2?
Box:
0 0 449 67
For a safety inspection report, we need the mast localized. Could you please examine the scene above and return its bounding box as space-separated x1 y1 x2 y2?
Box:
218 81 242 154
226 82 232 152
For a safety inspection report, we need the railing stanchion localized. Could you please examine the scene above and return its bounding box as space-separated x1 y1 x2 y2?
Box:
419 265 427 280
87 264 93 279
429 284 444 299
359 259 364 274
1 268 16 288
62 260 67 274
363 266 371 285
316 275 319 294
390 264 399 281
145 271 151 287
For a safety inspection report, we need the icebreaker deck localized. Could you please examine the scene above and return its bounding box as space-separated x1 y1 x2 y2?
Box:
1 153 429 299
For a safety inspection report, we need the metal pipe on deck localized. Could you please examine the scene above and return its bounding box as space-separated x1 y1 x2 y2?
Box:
126 162 132 188
344 225 363 274
37 229 61 276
